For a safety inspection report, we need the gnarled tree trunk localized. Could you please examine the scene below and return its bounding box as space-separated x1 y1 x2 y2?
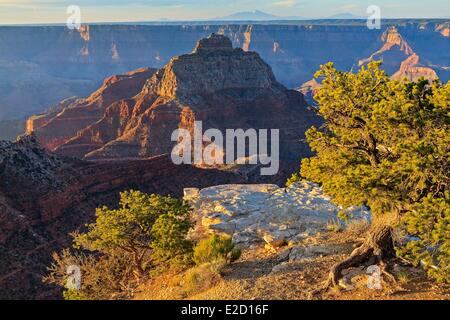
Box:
315 214 399 295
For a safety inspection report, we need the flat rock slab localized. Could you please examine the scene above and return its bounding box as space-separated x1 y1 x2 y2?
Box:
185 181 371 247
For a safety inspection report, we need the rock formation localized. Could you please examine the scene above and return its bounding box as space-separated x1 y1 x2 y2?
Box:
30 34 319 163
0 134 251 299
184 182 370 248
298 79 321 105
299 24 448 102
436 22 450 37
27 67 156 153
359 26 438 81
2 21 449 126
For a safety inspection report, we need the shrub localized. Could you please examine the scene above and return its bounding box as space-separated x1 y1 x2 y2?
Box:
326 219 344 233
44 249 139 300
45 191 194 299
193 234 241 266
74 190 193 274
184 262 224 293
63 289 88 301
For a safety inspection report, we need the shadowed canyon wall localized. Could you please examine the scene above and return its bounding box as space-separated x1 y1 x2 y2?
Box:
0 20 449 125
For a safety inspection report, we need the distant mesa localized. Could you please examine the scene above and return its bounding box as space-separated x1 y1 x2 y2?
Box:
2 21 449 128
327 13 366 19
215 10 305 21
216 10 367 21
298 25 444 104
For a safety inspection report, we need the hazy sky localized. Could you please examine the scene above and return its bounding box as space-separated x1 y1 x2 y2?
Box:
1 0 449 24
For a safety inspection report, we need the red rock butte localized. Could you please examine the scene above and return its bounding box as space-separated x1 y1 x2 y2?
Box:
28 34 320 163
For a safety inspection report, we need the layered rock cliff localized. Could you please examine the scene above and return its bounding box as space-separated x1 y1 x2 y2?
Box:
0 134 257 299
30 34 318 163
1 21 449 126
27 67 155 152
299 24 448 101
359 26 438 81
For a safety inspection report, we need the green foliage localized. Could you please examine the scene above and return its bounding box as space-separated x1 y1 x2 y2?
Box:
294 61 449 282
74 190 193 271
63 289 88 301
286 172 301 187
45 191 194 299
397 196 450 283
193 234 241 266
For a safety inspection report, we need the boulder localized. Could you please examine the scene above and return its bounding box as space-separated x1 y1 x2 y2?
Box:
185 182 371 248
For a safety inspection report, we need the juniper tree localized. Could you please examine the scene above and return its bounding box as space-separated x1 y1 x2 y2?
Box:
45 190 194 299
74 190 193 275
294 62 449 288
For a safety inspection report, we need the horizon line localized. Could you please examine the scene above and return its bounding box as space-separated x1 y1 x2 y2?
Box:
0 17 448 27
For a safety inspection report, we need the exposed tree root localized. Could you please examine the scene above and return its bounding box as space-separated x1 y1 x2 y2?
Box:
310 224 397 298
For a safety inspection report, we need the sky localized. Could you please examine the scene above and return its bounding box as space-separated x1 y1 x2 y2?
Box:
0 0 449 24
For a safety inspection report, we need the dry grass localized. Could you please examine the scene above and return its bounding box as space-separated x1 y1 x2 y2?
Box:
396 271 410 285
184 260 226 294
346 219 370 235
134 232 450 301
326 219 344 233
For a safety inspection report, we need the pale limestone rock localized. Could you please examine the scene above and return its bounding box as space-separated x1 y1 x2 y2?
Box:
288 246 306 262
201 212 231 228
263 234 288 250
184 182 371 247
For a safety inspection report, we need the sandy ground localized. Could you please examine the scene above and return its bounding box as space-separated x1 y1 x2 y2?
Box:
135 232 450 301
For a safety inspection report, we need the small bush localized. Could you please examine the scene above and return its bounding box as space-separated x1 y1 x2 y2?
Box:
193 235 241 266
45 191 194 300
326 219 344 233
184 261 224 293
63 288 88 301
44 249 137 300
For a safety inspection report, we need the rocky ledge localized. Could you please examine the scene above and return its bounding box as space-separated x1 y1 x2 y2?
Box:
184 182 371 250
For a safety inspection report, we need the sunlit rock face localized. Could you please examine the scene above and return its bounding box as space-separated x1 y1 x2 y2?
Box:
29 34 319 163
26 67 156 155
185 182 371 247
358 26 439 81
1 20 448 124
298 22 449 100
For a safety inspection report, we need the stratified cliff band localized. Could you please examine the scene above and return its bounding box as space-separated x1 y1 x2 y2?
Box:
28 34 319 163
1 21 449 124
